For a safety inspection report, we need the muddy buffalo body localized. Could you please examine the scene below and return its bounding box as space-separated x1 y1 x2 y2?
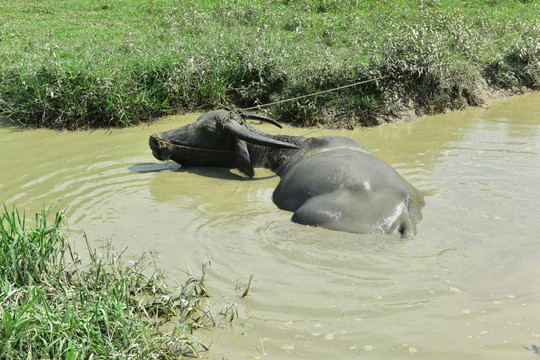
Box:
149 110 424 238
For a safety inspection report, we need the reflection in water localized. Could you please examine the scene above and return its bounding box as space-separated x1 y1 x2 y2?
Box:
1 94 540 359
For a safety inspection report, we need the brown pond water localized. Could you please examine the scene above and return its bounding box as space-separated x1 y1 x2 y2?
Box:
1 93 540 359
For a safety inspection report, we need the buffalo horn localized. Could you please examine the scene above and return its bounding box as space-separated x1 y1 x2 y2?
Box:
223 121 299 149
243 113 283 128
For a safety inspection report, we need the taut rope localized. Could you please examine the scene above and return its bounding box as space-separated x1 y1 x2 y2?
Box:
154 137 231 153
241 75 392 112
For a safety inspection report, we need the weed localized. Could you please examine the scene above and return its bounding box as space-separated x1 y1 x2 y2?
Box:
241 274 254 299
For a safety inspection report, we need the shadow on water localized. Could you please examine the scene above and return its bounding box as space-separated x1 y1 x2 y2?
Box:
128 162 182 173
128 161 277 181
524 344 540 356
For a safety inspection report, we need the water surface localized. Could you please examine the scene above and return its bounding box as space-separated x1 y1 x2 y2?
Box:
1 93 540 359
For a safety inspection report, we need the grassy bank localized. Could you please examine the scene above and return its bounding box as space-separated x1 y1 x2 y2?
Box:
0 0 539 129
0 205 217 359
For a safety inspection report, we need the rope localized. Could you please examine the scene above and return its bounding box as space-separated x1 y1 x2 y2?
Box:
242 75 392 112
154 137 230 153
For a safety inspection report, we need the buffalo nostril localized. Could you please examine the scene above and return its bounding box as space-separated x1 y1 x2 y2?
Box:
397 221 416 238
398 224 406 236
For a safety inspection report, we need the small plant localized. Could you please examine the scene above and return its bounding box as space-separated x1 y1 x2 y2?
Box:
241 274 254 298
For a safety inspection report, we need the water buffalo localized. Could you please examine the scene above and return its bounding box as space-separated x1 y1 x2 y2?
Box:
149 109 424 237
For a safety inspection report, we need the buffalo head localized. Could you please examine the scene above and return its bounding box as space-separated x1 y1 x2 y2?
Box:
149 109 298 177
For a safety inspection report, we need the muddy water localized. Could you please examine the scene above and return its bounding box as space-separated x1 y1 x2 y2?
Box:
1 93 540 359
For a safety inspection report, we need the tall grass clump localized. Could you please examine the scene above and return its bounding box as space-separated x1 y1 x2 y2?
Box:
0 0 539 129
0 204 215 359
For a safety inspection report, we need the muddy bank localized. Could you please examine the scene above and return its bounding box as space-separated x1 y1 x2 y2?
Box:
368 80 538 129
308 70 540 130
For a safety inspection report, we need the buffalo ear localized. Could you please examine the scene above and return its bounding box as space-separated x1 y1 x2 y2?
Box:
234 139 254 178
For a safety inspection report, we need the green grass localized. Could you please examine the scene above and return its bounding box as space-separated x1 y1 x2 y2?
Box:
0 0 539 128
0 204 218 359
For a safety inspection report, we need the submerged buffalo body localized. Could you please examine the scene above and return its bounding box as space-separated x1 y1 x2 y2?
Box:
149 110 424 237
